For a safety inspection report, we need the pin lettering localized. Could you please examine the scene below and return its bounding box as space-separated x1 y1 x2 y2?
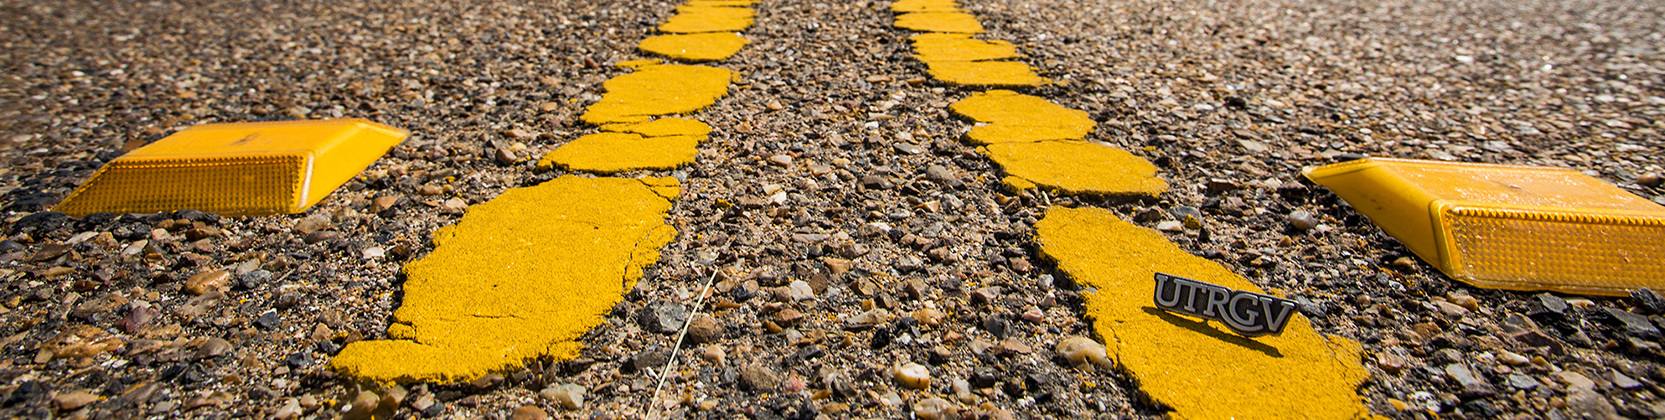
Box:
1152 272 1300 337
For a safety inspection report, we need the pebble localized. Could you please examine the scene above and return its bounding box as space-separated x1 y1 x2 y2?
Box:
894 362 932 389
512 405 550 420
701 346 726 365
1287 210 1318 231
540 384 586 410
739 365 780 392
1055 336 1111 371
1639 172 1663 188
1496 350 1530 365
195 337 232 359
685 314 723 344
913 397 957 420
53 390 99 411
638 300 689 334
184 270 231 295
293 214 331 235
1443 364 1495 397
272 398 304 419
1507 374 1539 390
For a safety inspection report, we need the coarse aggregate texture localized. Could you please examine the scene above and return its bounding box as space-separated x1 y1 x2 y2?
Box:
893 12 985 34
540 132 703 173
332 175 678 384
3 0 1665 417
639 33 752 62
910 34 1019 63
1035 206 1374 419
951 90 1096 144
923 60 1047 87
579 63 733 125
985 141 1170 196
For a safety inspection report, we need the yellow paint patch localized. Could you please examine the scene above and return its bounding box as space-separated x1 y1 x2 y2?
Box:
613 117 713 137
541 132 702 174
659 6 755 34
580 64 732 126
910 33 1019 62
894 12 984 33
686 0 758 6
949 90 1094 144
640 32 751 62
985 141 1168 197
924 61 1044 87
891 0 961 12
1034 207 1375 419
331 176 678 384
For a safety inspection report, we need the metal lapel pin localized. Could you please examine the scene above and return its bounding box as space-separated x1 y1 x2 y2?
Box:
1153 272 1299 337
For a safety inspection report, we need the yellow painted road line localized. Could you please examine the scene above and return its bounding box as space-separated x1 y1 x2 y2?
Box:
1035 207 1377 419
982 141 1169 197
331 176 679 384
335 0 758 385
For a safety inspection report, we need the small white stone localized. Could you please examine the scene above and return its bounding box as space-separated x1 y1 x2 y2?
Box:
1056 336 1112 371
540 383 585 410
894 362 931 390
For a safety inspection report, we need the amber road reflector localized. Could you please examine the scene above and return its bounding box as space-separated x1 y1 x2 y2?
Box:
55 119 407 217
1305 157 1665 296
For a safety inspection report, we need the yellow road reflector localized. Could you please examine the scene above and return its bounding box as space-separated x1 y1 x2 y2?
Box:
331 176 678 384
895 12 985 33
54 119 406 217
984 141 1168 197
910 33 1019 62
539 132 702 174
640 32 751 62
581 64 732 125
892 0 961 12
1305 158 1665 296
1036 207 1374 419
950 90 1094 144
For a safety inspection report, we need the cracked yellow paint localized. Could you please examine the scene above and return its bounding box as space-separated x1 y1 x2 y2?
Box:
892 0 961 12
331 176 678 384
925 61 1044 87
640 32 751 62
659 6 755 34
950 90 1094 144
580 64 732 125
911 33 1018 62
895 12 984 33
613 117 713 137
541 133 702 174
1035 207 1376 419
985 141 1169 197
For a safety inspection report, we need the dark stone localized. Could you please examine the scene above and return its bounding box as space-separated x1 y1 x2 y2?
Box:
1632 288 1665 315
286 352 314 368
255 310 281 330
238 270 273 290
1444 364 1496 398
315 341 341 356
1511 330 1564 355
637 301 688 334
1599 308 1660 338
1531 293 1569 317
0 241 21 253
174 210 219 224
631 347 670 372
982 316 1012 339
3 380 45 407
